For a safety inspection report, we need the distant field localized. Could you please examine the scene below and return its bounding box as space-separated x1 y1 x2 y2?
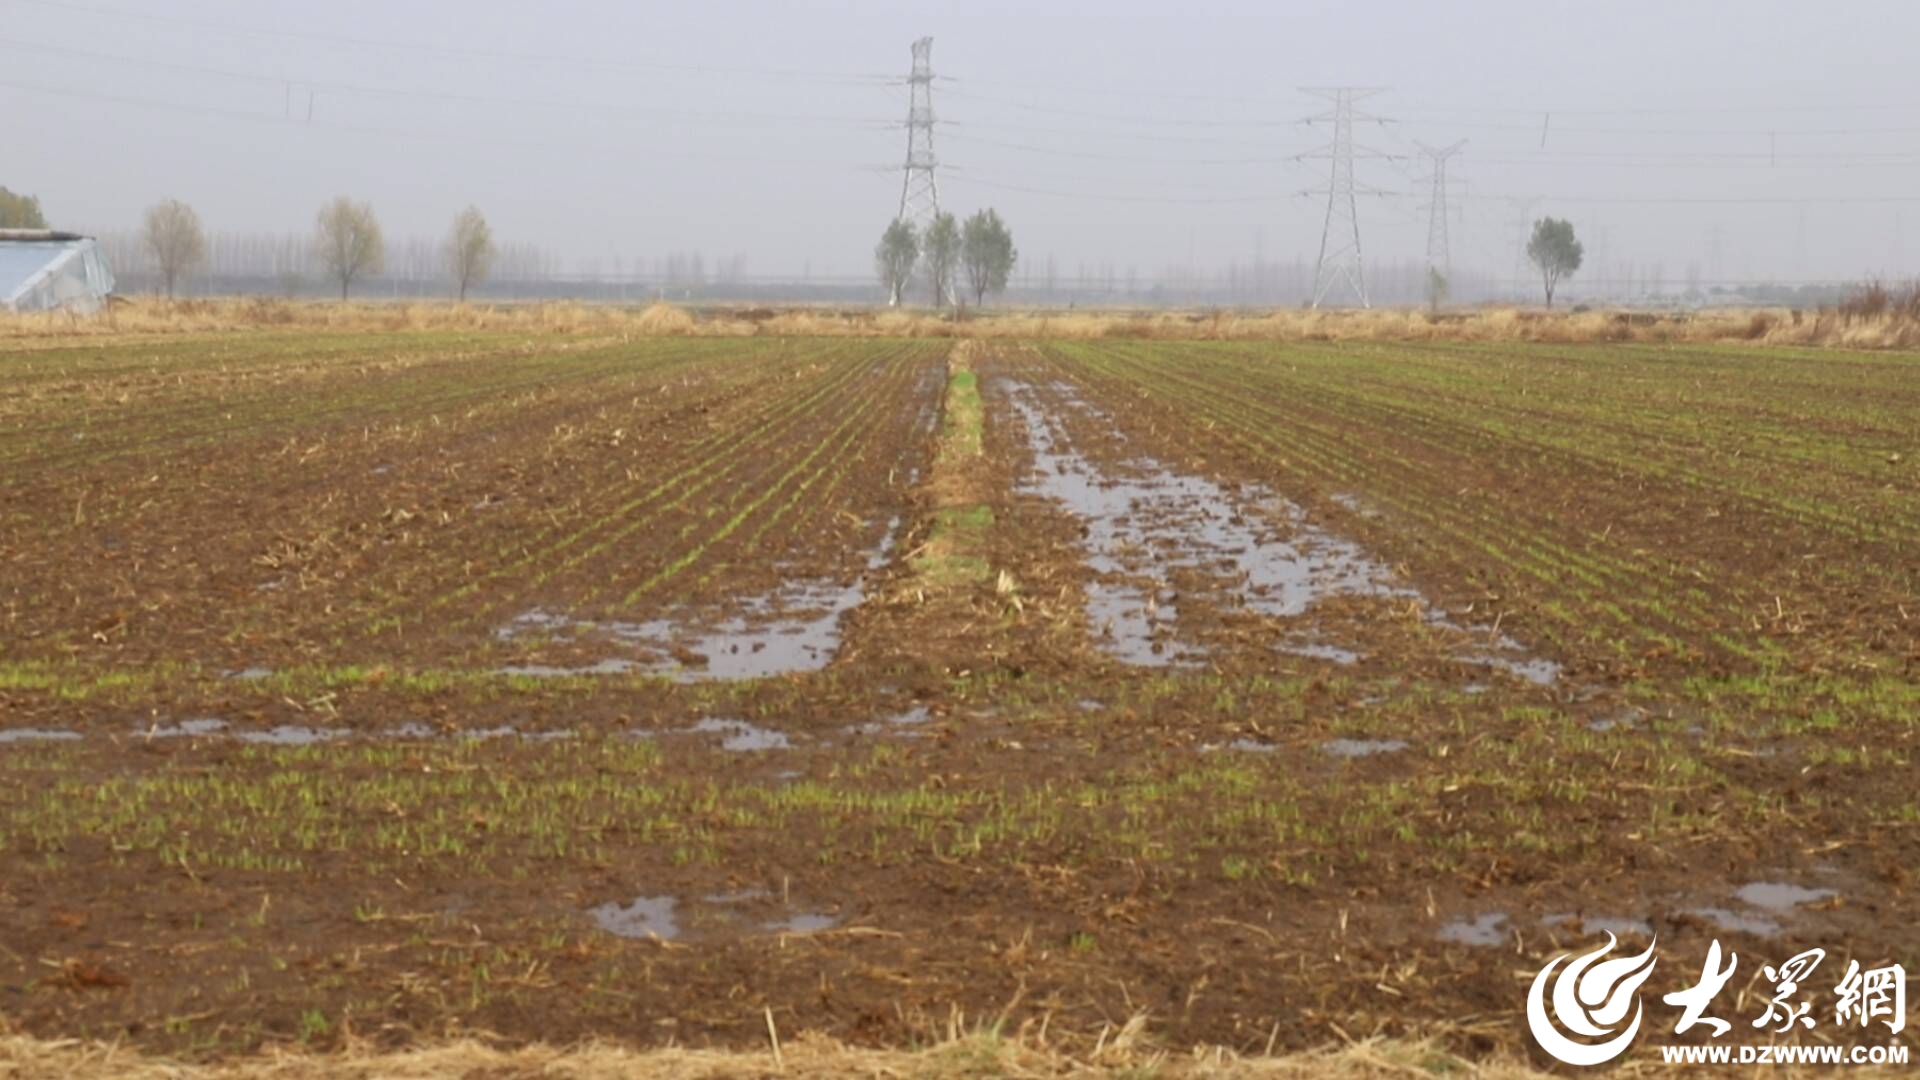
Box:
8 295 1920 349
1 329 1916 1063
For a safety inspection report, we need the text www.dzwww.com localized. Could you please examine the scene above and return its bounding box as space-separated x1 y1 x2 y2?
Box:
1658 1044 1908 1066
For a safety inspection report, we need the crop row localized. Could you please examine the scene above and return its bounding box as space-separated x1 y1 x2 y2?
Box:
1028 340 1915 676
265 339 938 662
1029 341 1701 669
2 336 854 661
306 340 889 631
0 332 559 469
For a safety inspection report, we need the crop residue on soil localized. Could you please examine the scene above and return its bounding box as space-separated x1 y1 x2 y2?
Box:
2 333 1914 1064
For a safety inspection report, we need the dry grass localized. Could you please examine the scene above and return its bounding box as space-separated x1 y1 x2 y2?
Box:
5 296 1920 348
4 1026 1871 1079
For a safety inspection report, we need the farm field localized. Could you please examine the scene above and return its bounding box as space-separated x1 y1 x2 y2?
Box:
1 328 1917 1062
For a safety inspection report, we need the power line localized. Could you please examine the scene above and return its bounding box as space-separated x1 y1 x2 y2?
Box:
0 37 893 128
1396 99 1920 117
947 163 1292 194
945 175 1274 205
9 0 897 84
937 74 1293 108
26 30 1920 166
1424 117 1920 137
944 119 1297 149
1465 152 1920 169
1508 196 1543 301
938 86 1295 128
1461 192 1920 205
0 75 877 168
942 130 1300 165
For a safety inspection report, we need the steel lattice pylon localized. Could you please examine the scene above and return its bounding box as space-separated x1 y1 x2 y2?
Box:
1417 140 1467 302
891 37 943 305
1301 87 1389 309
897 38 941 232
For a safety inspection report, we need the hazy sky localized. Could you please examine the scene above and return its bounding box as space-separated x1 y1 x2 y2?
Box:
7 0 1918 289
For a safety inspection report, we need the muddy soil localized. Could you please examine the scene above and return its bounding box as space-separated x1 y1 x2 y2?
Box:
2 333 1915 1063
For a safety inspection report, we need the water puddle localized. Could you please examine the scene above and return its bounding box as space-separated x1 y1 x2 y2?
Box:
0 728 82 744
591 896 680 940
142 718 229 738
1428 614 1563 686
224 667 274 681
1204 738 1277 754
497 659 636 678
1735 882 1835 912
465 726 577 741
1329 492 1385 520
590 889 839 941
1006 381 1406 667
843 705 932 738
497 519 900 681
765 912 841 933
1321 738 1410 758
1279 641 1362 665
1460 654 1563 686
129 720 577 744
236 725 348 746
1438 913 1508 947
1544 912 1654 938
1679 882 1833 938
1004 380 1554 679
688 718 791 752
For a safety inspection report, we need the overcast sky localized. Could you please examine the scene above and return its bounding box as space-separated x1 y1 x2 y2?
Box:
6 0 1917 289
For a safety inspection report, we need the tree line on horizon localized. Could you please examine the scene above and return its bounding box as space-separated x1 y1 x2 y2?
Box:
876 209 1017 310
2 186 498 302
2 181 1612 311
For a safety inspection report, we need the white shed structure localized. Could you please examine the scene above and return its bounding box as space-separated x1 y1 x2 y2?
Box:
0 230 116 315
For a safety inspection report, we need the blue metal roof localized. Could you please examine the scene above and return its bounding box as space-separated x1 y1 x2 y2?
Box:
0 243 73 298
0 238 114 313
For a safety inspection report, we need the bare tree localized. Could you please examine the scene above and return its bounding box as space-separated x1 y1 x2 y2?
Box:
445 206 497 302
874 219 919 307
142 199 207 300
961 209 1017 307
921 212 960 308
314 197 385 300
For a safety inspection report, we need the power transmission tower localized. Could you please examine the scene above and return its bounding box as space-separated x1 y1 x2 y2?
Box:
1301 87 1391 309
1509 196 1542 301
892 36 943 305
1794 205 1808 276
1594 223 1613 301
1416 140 1466 306
895 37 941 230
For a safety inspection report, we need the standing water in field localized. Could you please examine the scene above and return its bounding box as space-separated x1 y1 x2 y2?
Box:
496 518 901 681
1004 379 1407 666
1002 378 1563 684
589 889 840 942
